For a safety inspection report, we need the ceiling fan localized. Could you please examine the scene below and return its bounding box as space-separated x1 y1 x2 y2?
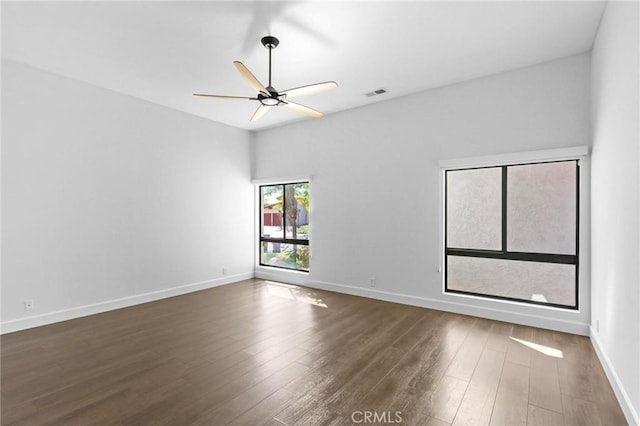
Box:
194 36 337 122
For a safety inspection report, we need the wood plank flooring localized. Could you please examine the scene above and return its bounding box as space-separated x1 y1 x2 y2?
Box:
1 279 627 425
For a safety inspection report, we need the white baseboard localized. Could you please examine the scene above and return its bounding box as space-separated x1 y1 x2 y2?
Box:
0 272 254 334
590 327 640 426
254 269 590 335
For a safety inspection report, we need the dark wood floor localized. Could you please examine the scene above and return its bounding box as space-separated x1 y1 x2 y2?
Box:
1 279 626 425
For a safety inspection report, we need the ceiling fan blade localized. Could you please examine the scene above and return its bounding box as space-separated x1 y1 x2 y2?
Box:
250 104 271 122
281 81 337 99
234 61 268 95
193 93 254 100
283 101 324 118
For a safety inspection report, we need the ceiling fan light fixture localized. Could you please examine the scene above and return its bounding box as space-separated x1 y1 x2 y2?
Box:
260 97 280 106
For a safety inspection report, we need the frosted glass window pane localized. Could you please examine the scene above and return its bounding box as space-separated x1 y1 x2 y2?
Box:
447 168 501 250
507 161 576 254
447 256 576 307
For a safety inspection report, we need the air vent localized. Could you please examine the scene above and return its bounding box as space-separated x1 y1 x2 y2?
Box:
365 88 388 97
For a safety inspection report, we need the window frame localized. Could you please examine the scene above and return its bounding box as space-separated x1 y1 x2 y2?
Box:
258 181 310 272
444 159 580 310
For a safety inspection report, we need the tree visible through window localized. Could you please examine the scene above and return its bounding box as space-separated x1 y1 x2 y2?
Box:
260 182 310 271
445 160 579 309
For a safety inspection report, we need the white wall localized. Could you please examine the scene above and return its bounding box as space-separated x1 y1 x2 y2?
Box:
1 61 255 332
254 53 592 334
590 1 640 424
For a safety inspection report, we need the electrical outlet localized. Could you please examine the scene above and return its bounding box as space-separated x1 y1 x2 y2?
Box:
596 319 600 333
222 267 227 275
24 299 34 311
369 277 376 288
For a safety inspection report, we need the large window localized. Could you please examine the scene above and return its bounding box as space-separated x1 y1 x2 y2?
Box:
445 160 579 309
260 182 310 272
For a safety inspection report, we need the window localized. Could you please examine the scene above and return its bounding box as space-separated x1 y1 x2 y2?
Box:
445 160 579 309
259 182 310 272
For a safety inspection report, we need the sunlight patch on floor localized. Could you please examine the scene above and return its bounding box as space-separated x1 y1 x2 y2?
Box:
265 281 328 308
510 336 563 358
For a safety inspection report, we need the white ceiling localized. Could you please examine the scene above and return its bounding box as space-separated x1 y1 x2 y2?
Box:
2 1 605 131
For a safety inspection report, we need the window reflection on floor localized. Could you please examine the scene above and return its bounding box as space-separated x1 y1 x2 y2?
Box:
509 336 564 358
265 281 328 308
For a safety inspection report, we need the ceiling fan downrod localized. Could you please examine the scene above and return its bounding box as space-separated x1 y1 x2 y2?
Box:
261 36 279 96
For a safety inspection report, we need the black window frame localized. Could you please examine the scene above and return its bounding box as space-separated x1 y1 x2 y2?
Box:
444 160 580 310
259 181 310 272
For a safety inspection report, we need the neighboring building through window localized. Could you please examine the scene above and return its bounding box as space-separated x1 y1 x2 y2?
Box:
445 160 579 309
260 182 310 271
